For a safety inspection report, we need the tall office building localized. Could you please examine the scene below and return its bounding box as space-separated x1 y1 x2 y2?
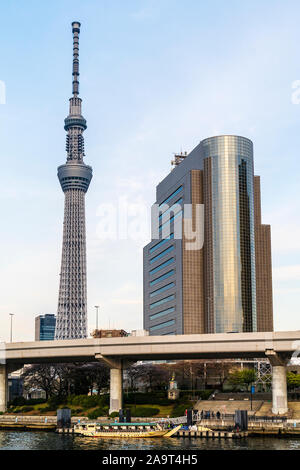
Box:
35 314 56 341
55 22 92 339
143 135 273 335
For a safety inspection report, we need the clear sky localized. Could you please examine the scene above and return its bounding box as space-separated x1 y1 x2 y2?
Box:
0 0 299 342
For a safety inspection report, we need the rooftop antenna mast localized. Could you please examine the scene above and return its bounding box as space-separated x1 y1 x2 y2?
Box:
171 151 188 168
72 21 80 96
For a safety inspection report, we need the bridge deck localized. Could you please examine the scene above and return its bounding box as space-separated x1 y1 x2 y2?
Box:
1 331 299 365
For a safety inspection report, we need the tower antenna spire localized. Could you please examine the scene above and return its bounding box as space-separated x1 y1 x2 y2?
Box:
71 21 81 96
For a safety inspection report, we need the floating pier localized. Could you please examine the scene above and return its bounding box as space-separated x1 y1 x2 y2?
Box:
0 422 56 431
57 427 74 434
176 429 247 439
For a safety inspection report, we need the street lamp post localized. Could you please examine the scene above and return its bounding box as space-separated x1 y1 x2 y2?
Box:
94 305 99 331
9 313 14 342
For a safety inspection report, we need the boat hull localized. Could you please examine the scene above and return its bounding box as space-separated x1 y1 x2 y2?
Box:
74 423 182 438
80 430 168 438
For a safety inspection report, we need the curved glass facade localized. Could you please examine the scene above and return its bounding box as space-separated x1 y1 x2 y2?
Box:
201 135 257 333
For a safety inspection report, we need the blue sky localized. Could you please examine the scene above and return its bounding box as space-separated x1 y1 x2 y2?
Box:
0 0 299 341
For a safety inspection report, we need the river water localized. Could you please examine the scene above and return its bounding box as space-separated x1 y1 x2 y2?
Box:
0 431 300 450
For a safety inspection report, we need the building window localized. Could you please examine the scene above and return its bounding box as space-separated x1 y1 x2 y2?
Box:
159 186 183 207
150 270 175 286
150 245 174 264
159 210 182 232
149 234 174 254
150 282 175 298
150 307 175 320
149 319 175 331
149 258 174 275
159 198 183 219
150 294 175 310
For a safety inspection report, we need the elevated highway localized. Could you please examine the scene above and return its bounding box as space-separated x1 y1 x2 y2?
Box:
1 331 299 415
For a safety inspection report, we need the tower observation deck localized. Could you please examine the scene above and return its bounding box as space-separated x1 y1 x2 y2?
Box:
55 22 93 339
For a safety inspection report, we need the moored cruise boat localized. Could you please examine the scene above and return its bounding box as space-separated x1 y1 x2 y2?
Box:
74 421 182 438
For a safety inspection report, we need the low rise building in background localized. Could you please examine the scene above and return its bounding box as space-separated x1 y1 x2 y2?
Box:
35 314 56 341
8 370 23 402
91 329 129 338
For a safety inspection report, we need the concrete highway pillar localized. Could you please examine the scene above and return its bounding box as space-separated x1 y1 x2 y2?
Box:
266 350 288 415
272 365 288 415
95 355 135 415
95 355 124 415
0 364 7 413
109 367 123 415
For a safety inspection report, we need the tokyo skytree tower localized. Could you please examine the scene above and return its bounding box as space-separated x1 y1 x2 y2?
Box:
55 22 92 339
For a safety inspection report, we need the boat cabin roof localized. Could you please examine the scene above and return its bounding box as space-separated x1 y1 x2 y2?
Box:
88 422 157 427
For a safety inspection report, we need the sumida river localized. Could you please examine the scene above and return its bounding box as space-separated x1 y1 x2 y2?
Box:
0 431 300 450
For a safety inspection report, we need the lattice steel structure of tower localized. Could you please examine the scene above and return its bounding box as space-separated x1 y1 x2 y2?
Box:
55 22 92 340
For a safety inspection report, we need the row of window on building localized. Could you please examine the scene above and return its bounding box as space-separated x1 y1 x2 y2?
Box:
145 184 184 335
